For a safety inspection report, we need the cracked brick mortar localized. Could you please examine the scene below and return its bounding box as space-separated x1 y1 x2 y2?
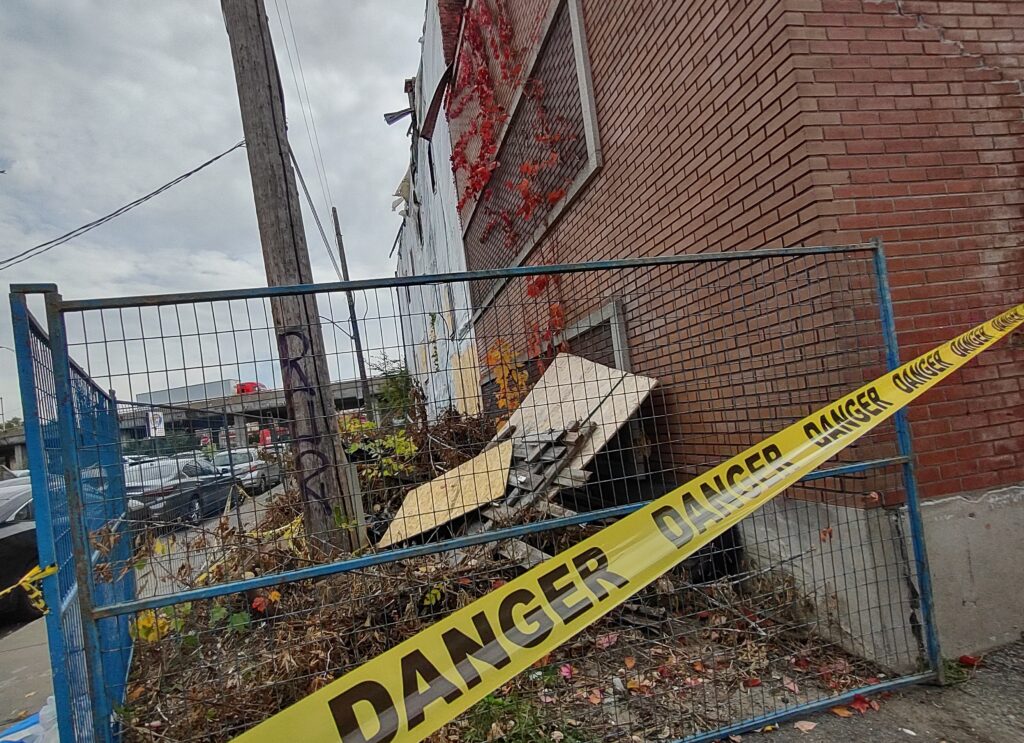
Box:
874 0 1024 102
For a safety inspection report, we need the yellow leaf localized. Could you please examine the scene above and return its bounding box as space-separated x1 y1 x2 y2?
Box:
830 706 854 718
153 539 168 556
268 590 281 603
624 656 636 670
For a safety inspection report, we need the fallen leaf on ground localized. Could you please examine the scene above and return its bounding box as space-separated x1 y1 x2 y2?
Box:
559 664 574 680
958 654 981 667
587 689 603 704
596 633 619 650
783 676 800 694
728 736 743 742
550 732 564 742
538 692 556 704
849 694 872 714
830 706 854 718
624 656 636 670
692 660 705 673
742 677 761 688
794 721 817 733
819 526 834 542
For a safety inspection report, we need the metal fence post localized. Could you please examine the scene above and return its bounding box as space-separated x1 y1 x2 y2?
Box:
871 237 944 680
43 290 113 742
9 289 77 739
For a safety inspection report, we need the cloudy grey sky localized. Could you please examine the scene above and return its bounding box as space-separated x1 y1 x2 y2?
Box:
0 0 426 419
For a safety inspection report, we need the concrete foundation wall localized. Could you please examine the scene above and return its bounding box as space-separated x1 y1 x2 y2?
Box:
739 497 922 675
740 483 1024 672
920 485 1024 658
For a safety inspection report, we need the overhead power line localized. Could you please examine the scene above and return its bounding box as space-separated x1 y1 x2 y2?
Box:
271 0 334 220
0 140 246 272
291 150 343 281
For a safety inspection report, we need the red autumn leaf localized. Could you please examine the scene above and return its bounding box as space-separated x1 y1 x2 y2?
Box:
958 655 982 667
491 578 507 589
742 677 762 688
251 596 268 613
547 188 566 204
526 275 549 298
849 694 872 714
548 302 566 331
691 660 705 673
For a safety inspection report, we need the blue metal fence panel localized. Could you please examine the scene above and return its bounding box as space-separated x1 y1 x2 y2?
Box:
11 290 134 743
10 292 92 742
12 246 945 742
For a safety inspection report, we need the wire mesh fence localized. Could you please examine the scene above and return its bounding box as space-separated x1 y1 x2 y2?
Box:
12 245 938 742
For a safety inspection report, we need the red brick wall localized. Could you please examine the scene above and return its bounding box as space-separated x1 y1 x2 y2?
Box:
447 0 1023 501
790 0 1024 496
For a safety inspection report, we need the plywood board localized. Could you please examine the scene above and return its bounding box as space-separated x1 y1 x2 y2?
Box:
503 354 657 471
378 438 513 548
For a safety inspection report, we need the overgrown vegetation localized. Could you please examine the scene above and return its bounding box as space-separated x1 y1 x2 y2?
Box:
372 354 417 424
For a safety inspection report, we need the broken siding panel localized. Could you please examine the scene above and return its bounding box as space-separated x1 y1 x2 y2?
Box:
394 0 480 420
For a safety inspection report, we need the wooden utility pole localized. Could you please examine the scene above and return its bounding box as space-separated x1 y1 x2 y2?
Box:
221 0 364 552
331 207 374 417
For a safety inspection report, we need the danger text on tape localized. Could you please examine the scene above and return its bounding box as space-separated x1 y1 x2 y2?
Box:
233 303 1023 743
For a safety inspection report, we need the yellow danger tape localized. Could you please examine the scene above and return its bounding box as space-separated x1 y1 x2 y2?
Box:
233 303 1024 743
0 564 58 613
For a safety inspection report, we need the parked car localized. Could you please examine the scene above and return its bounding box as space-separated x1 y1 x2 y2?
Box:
125 458 239 527
211 447 281 494
0 480 39 618
171 450 212 464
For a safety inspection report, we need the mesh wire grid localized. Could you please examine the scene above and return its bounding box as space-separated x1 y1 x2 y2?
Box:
18 249 933 742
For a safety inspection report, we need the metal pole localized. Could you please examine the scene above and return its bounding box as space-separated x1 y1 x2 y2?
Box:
871 237 944 681
331 207 374 416
9 290 76 739
43 290 114 741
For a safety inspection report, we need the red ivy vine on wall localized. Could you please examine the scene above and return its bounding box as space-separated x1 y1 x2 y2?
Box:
448 1 573 244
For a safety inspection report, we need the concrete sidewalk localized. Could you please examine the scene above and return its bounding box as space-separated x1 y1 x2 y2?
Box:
767 640 1024 743
0 619 50 728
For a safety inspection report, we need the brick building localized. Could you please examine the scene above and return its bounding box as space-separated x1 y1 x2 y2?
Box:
397 0 1023 653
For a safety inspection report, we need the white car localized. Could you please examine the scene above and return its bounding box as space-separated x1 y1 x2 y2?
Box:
211 448 281 493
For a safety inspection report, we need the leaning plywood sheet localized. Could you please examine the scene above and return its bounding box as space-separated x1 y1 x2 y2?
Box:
503 354 657 471
377 438 514 548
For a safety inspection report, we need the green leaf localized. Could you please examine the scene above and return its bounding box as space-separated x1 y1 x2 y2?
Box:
228 611 250 633
209 605 228 625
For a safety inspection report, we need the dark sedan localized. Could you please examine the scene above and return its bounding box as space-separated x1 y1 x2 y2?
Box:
125 458 240 527
0 480 40 618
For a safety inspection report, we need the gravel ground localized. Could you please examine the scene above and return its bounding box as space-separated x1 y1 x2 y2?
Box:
764 640 1024 743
